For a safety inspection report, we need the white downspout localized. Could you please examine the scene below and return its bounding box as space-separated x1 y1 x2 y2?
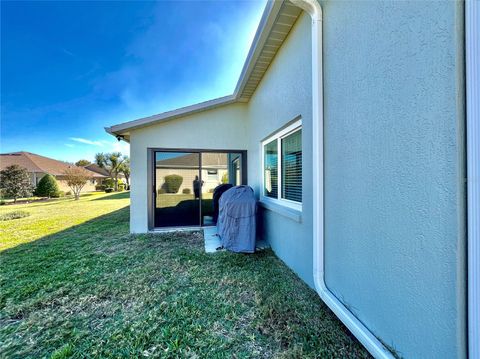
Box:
466 1 480 358
289 0 394 357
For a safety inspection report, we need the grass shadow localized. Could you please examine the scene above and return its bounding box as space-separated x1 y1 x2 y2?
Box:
93 191 130 201
0 204 371 359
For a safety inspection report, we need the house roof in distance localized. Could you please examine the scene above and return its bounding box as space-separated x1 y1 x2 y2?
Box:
156 153 228 168
84 163 125 179
0 152 106 178
106 0 302 139
84 163 110 177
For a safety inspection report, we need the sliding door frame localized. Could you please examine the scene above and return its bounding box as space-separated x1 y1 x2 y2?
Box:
148 147 247 230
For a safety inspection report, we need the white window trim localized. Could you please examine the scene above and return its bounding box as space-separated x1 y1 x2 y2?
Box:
261 119 302 212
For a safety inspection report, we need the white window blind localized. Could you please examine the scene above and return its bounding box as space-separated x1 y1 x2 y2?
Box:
262 119 302 209
264 139 278 199
282 129 302 202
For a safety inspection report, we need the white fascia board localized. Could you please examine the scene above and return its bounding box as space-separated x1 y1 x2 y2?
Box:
233 0 284 98
105 0 284 137
106 94 236 135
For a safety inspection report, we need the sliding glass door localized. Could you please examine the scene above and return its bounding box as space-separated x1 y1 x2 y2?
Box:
154 152 201 227
153 150 246 228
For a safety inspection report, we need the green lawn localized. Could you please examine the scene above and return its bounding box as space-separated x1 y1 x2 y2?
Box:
0 192 370 358
0 191 130 251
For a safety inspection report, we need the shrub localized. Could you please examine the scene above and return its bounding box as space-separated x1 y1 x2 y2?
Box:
95 185 105 191
0 210 30 221
35 174 60 198
158 188 166 195
164 175 183 193
105 188 114 193
104 178 114 188
51 191 65 198
182 188 191 194
0 165 33 202
65 191 72 196
0 199 5 206
104 178 124 191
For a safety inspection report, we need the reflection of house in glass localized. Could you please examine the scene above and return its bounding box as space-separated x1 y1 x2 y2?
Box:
156 153 230 195
154 151 244 228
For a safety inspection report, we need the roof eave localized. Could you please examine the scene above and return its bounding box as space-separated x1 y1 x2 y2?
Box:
232 0 283 100
105 0 286 136
106 94 238 136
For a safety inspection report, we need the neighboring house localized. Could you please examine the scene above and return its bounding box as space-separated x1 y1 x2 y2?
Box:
106 1 479 358
84 163 127 188
156 152 239 194
0 152 106 193
83 163 110 179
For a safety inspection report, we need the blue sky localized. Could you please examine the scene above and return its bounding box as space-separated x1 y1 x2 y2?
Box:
1 0 266 162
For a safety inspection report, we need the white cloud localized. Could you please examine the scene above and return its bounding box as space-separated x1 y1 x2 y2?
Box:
69 137 104 146
62 48 75 57
58 139 129 163
110 140 130 155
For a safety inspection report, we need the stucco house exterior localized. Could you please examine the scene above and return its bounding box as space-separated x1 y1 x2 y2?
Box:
106 1 479 358
83 163 127 188
0 152 106 193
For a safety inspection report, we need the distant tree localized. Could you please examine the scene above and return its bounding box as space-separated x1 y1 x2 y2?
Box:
119 157 130 189
95 152 126 191
62 167 91 200
35 174 60 198
75 159 91 167
0 165 33 202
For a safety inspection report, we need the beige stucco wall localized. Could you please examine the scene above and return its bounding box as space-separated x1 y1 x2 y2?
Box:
244 12 313 286
56 178 98 193
125 6 466 358
119 1 466 358
128 13 311 234
129 103 247 232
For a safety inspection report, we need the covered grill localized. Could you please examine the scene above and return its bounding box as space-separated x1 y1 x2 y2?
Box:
217 186 257 253
212 183 234 224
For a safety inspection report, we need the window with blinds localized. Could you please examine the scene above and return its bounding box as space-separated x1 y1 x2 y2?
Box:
264 139 278 198
282 128 302 202
262 119 302 209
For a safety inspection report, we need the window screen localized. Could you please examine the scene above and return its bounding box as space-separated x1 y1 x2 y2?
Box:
264 139 278 198
282 129 302 202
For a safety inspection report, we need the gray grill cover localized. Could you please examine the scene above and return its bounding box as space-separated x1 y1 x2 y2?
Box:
217 186 256 253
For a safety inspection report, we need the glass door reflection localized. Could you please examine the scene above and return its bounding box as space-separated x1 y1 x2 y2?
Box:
154 151 201 227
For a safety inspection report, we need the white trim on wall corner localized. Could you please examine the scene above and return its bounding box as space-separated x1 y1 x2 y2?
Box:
289 0 394 358
466 1 480 358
